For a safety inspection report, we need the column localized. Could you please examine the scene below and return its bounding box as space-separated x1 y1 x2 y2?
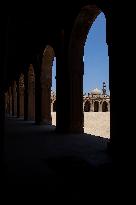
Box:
34 55 42 125
11 81 17 116
91 100 94 112
41 48 53 125
56 29 84 133
16 79 20 118
9 86 12 116
106 9 115 155
5 92 8 114
56 30 72 133
51 100 53 112
108 101 110 112
41 82 52 124
27 64 35 120
99 101 102 112
19 74 24 117
83 102 85 112
24 69 28 120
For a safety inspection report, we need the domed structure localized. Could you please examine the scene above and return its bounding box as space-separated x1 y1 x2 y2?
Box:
50 83 110 112
91 88 101 95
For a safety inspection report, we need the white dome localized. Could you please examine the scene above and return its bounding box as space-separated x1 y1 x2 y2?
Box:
91 88 101 95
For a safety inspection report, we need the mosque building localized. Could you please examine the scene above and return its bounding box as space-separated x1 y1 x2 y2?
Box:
51 82 110 112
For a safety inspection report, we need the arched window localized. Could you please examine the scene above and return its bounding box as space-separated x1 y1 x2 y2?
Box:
84 100 91 112
102 101 108 112
94 101 99 112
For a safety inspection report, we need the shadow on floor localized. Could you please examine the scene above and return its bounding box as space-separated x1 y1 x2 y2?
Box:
2 116 113 198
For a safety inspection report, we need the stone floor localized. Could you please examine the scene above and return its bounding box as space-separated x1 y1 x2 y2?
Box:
2 116 113 200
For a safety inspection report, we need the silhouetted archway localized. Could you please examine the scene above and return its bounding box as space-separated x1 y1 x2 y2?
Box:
84 100 91 112
68 4 110 134
94 101 99 112
102 101 108 112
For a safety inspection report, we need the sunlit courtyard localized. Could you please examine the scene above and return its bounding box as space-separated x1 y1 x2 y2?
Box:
51 112 110 138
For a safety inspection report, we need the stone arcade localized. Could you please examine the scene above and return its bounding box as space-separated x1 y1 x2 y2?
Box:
0 1 118 194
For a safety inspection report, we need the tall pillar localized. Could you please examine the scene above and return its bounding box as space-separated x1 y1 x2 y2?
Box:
0 15 9 165
105 8 116 156
5 92 8 114
41 47 54 125
56 30 70 133
108 102 110 112
69 71 84 132
91 101 94 112
27 64 35 120
24 69 28 120
83 102 85 112
68 30 84 132
14 82 17 116
9 86 12 116
55 28 84 133
16 79 20 118
0 89 5 162
51 101 53 112
34 55 42 125
41 81 52 124
99 101 102 112
11 81 17 116
19 74 24 117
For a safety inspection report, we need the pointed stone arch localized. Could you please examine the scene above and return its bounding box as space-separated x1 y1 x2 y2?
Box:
94 101 99 112
68 4 110 132
102 101 108 112
84 100 91 112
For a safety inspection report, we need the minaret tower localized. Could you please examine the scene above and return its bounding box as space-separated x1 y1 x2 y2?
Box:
102 82 106 95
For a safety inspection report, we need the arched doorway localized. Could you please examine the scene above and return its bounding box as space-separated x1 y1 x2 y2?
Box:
68 4 110 135
94 101 99 112
41 45 55 125
84 100 91 112
102 101 108 112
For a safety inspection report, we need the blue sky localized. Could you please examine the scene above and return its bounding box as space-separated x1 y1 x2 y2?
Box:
52 12 109 94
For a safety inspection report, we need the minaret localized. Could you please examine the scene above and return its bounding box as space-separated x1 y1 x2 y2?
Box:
102 82 106 95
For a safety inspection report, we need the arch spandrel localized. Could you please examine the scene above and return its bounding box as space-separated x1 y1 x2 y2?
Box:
69 5 101 74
